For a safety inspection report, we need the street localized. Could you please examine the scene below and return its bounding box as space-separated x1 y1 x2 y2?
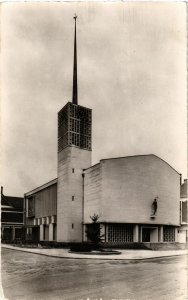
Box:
1 248 187 300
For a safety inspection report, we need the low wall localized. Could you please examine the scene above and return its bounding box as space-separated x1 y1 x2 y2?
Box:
143 242 187 250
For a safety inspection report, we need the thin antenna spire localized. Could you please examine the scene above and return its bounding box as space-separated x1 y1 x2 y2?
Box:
72 14 78 105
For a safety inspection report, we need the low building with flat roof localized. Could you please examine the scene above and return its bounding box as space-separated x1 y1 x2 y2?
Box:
1 187 24 242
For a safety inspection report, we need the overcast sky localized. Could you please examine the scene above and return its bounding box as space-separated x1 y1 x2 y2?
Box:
1 2 187 196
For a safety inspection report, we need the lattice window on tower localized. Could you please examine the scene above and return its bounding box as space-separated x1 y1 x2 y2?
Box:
70 132 80 147
58 104 69 152
58 102 92 152
70 119 80 135
108 224 133 243
163 226 175 242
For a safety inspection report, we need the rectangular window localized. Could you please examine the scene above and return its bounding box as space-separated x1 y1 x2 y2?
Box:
163 226 175 242
72 224 74 229
108 224 133 243
181 201 188 224
1 212 23 223
28 197 35 217
72 168 74 173
72 196 74 201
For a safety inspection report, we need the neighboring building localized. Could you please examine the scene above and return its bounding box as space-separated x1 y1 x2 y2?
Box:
1 187 24 242
24 17 183 245
178 179 188 243
25 179 57 242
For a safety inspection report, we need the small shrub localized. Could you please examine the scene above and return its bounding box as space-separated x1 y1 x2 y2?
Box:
85 214 104 250
70 242 92 252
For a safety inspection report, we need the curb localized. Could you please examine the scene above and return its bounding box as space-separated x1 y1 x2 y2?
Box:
2 245 187 261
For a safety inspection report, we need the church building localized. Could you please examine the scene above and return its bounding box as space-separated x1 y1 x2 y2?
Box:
24 17 184 245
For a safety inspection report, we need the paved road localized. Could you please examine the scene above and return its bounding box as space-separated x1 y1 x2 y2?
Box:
1 248 187 300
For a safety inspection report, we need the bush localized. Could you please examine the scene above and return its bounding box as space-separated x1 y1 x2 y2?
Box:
70 242 92 252
85 214 104 249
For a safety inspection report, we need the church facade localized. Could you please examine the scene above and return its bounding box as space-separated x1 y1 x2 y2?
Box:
24 17 185 245
83 155 180 244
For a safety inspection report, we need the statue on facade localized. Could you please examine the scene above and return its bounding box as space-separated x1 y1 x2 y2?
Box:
151 197 158 216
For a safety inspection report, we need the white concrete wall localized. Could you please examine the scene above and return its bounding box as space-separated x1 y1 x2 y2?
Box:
177 230 187 243
57 146 91 242
84 155 180 226
84 163 102 223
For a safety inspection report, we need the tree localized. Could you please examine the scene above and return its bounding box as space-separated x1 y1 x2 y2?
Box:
85 214 104 249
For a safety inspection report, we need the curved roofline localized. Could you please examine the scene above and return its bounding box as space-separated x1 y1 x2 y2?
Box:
100 154 180 175
84 154 180 175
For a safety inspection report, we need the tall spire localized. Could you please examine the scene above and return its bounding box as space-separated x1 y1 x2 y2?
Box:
72 14 78 105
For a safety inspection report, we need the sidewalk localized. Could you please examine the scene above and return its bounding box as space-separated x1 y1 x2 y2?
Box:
2 244 187 260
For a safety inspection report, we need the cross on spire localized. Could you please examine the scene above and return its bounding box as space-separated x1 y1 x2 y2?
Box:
72 14 78 105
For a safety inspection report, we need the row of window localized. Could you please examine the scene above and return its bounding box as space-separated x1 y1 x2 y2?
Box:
1 212 23 223
107 225 176 243
108 225 134 242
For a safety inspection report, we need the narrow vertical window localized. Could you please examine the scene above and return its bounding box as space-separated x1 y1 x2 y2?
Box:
72 224 74 229
72 196 74 201
72 168 74 173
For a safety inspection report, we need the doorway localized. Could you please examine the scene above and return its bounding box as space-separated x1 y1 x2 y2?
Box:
142 227 158 243
142 228 151 242
32 227 39 242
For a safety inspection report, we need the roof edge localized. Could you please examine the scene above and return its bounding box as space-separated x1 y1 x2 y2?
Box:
25 178 58 196
83 162 100 172
96 154 180 175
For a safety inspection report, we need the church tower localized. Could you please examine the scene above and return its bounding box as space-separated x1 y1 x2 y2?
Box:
57 16 92 242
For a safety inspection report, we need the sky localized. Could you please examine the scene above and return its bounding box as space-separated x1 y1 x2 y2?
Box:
1 2 187 196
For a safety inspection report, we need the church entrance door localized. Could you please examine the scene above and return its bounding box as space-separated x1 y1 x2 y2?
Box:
141 226 158 243
142 228 150 242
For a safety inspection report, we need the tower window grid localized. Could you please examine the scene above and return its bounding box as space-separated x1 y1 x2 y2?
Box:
58 103 91 152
